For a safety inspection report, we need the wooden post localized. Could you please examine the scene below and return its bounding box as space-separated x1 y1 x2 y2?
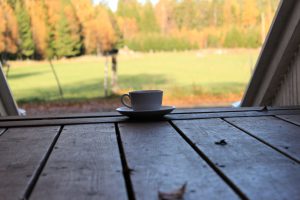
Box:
111 54 118 93
104 56 108 97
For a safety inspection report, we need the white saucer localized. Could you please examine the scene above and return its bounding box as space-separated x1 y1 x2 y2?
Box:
116 106 175 119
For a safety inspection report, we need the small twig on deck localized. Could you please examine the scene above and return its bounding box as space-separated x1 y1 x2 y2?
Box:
158 182 187 200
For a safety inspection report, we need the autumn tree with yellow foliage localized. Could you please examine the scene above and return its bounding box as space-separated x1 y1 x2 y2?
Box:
0 0 279 58
0 0 18 56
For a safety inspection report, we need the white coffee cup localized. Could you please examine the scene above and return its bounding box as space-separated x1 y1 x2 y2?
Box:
121 90 163 111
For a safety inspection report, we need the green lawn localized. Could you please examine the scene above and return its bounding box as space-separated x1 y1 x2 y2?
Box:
6 49 258 104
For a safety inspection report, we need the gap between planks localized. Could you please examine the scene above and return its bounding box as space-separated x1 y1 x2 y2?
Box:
168 120 249 200
222 118 300 164
274 115 300 127
22 126 64 200
114 123 136 200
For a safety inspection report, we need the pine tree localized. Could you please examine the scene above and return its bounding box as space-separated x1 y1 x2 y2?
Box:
15 0 34 58
174 0 199 30
139 1 159 33
54 12 77 58
155 0 177 34
117 0 141 24
64 1 82 56
107 9 124 48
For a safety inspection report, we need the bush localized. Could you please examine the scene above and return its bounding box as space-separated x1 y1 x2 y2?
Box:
244 28 261 48
224 27 244 48
207 34 220 48
125 33 198 52
224 26 261 48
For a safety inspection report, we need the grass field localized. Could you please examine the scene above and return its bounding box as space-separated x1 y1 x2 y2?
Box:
6 49 258 107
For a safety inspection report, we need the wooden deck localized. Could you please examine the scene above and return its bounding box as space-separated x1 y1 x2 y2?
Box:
0 106 299 200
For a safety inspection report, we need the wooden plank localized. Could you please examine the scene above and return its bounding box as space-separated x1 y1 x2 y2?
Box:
0 126 60 200
173 119 300 200
292 57 297 105
0 106 299 123
168 111 261 120
226 116 300 162
0 107 268 122
282 80 286 106
30 124 127 200
0 116 128 127
276 114 300 126
1 109 300 128
295 50 300 105
0 111 121 121
0 107 264 121
118 122 239 200
288 66 293 105
267 105 300 110
171 106 263 114
290 62 294 105
267 106 300 111
167 109 300 120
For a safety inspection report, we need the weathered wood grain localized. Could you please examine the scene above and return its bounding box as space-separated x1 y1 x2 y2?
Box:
0 106 298 123
3 106 298 123
171 106 263 114
0 126 60 200
0 112 121 121
30 124 127 200
118 122 239 200
271 45 300 106
276 114 300 126
0 107 265 122
2 109 300 128
0 116 128 127
296 51 300 105
173 119 300 200
167 109 300 120
267 105 300 110
226 116 300 162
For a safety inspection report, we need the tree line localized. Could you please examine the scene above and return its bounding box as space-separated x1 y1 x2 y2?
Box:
0 0 278 60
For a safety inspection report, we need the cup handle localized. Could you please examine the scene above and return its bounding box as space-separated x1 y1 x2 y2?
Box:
121 94 132 109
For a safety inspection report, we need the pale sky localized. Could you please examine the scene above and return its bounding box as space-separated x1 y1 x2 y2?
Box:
93 0 159 11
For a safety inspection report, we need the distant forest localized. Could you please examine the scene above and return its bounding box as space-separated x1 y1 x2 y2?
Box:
0 0 278 60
